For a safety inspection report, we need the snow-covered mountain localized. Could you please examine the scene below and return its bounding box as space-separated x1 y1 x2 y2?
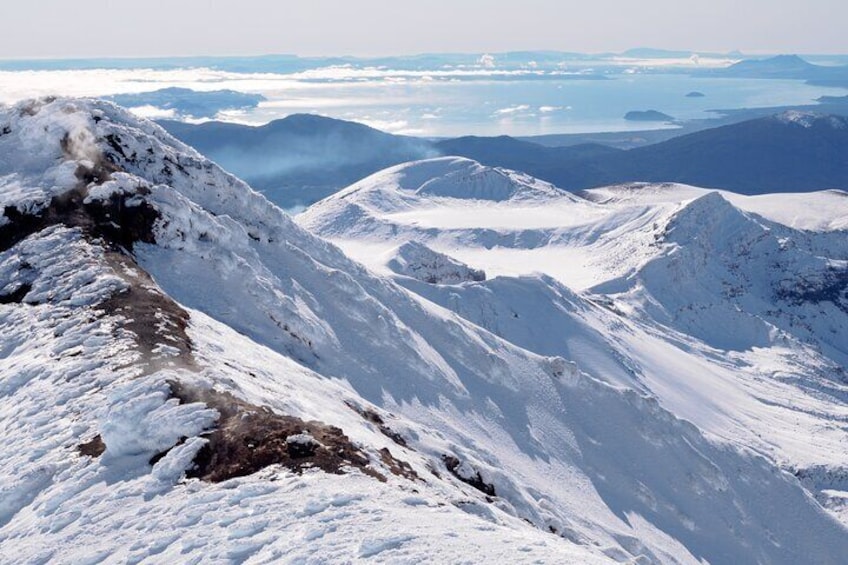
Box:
2 99 848 563
300 159 848 526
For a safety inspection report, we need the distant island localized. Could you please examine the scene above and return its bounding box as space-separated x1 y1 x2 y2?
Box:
624 110 676 122
720 54 816 78
686 91 706 98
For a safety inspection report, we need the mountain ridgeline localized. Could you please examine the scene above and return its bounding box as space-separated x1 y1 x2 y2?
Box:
160 109 848 208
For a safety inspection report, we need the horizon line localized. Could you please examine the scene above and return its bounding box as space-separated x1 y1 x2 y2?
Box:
2 49 847 64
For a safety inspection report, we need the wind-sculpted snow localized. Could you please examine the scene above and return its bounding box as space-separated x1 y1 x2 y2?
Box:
2 98 848 563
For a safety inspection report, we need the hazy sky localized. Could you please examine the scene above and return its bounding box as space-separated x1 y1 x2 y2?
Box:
2 0 847 59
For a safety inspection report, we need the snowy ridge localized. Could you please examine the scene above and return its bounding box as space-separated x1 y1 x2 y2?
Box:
1 98 847 563
0 229 600 563
0 97 290 243
362 156 569 202
581 183 848 231
0 98 610 562
312 155 573 216
625 191 848 360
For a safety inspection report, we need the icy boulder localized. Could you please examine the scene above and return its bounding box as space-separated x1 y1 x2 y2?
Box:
386 241 486 284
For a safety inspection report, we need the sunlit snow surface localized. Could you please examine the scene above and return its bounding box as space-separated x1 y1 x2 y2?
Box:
300 157 848 519
1 99 847 564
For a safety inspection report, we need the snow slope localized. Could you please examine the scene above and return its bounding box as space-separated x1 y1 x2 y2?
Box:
300 159 848 526
1 99 847 563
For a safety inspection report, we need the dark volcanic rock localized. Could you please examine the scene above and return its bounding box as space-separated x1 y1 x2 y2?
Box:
442 454 496 497
170 382 387 483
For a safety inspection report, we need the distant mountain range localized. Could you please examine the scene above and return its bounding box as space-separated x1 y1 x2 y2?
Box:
703 54 848 87
447 112 848 194
160 108 848 206
433 136 620 179
160 114 436 208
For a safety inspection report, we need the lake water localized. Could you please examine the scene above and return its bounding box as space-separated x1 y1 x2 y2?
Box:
1 64 846 137
208 74 848 137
